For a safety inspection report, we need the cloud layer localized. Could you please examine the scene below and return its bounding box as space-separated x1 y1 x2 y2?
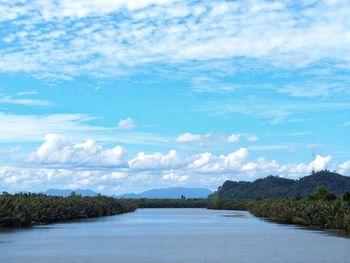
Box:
1 133 347 194
1 1 350 78
28 134 126 167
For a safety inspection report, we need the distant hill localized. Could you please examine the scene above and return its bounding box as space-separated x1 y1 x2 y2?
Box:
213 170 350 199
116 187 212 199
43 188 98 197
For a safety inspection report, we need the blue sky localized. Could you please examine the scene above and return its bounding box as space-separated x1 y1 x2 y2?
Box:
0 0 350 194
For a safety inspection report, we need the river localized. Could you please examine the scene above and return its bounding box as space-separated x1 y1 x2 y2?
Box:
0 208 349 263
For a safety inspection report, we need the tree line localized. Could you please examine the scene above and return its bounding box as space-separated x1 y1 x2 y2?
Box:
0 192 137 227
208 187 350 232
1 187 349 233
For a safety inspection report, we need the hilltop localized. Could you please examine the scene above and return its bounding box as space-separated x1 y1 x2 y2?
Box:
213 170 350 199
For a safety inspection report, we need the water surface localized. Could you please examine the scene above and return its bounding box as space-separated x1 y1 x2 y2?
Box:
0 208 349 263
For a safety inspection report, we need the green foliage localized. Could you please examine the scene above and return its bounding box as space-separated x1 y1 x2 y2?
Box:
248 199 350 232
0 193 137 227
308 186 337 201
208 188 350 233
135 198 209 208
207 199 248 210
215 170 350 199
343 190 350 202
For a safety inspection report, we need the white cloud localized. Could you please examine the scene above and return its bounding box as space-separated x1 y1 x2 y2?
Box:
128 149 180 170
41 0 177 18
0 112 95 142
0 112 169 145
101 171 127 181
16 91 39 96
191 76 237 93
0 137 345 194
242 158 280 173
0 133 344 194
118 118 136 130
0 146 21 160
311 155 332 171
227 134 240 143
188 148 248 173
176 132 202 143
0 165 117 193
28 134 126 167
289 131 314 137
277 84 348 98
1 1 350 78
161 171 189 183
275 155 333 177
247 135 258 142
0 96 53 106
339 160 350 175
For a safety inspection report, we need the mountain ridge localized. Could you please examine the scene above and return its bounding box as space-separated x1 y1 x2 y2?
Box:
115 187 212 199
214 170 350 199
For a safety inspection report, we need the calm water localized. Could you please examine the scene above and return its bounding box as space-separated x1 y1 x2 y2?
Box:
0 208 349 263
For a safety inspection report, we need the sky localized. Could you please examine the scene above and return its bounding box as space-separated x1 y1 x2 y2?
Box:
0 0 350 195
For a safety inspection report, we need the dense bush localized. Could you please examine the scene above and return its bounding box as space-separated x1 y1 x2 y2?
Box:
248 199 350 232
207 199 248 210
0 193 137 227
135 198 209 208
308 186 337 201
2 187 350 233
343 190 350 202
208 187 350 232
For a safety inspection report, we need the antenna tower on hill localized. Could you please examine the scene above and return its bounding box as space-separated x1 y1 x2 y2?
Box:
312 146 315 174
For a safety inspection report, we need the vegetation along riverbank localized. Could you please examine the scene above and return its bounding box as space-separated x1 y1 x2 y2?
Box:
0 193 137 227
1 170 349 233
2 188 349 233
208 187 350 233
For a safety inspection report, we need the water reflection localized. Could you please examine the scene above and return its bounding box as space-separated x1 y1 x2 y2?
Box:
0 208 349 263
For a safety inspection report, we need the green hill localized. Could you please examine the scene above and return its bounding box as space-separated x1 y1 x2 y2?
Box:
214 170 350 199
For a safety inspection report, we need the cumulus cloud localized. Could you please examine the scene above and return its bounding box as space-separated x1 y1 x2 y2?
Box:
128 150 181 170
24 135 336 178
176 132 203 143
28 134 126 167
0 133 345 194
0 165 129 193
161 171 189 183
0 139 346 195
312 155 333 171
118 118 136 130
227 134 240 143
188 148 248 173
339 160 350 175
101 171 127 181
274 155 333 177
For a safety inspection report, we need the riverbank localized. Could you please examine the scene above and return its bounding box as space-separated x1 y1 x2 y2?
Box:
0 193 137 227
2 208 350 263
248 199 350 232
2 191 349 233
207 198 350 233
